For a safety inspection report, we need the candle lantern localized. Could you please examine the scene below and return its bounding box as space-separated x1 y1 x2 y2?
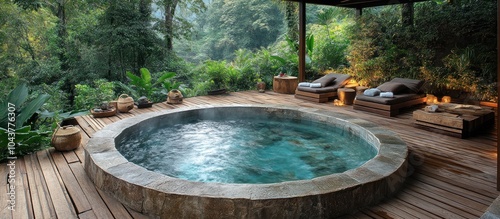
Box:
442 96 451 103
426 94 436 105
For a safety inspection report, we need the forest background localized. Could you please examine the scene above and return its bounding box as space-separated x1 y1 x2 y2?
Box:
0 0 497 157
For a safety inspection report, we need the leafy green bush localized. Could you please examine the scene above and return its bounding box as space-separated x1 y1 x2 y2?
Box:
310 18 352 71
0 83 52 161
345 1 496 102
248 48 280 86
118 68 176 102
203 60 231 90
74 79 115 110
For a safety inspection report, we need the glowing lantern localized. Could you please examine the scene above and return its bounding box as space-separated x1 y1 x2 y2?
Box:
442 96 451 103
426 94 437 105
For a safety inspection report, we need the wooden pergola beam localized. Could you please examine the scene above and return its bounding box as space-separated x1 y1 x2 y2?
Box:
497 0 499 190
285 0 427 8
298 1 306 82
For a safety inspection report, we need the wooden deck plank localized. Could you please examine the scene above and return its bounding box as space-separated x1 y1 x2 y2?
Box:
68 162 115 219
409 179 486 215
50 150 92 213
96 188 133 219
79 210 98 219
0 160 12 219
62 150 80 164
37 150 78 218
12 158 31 219
382 198 441 219
24 154 55 218
75 115 97 137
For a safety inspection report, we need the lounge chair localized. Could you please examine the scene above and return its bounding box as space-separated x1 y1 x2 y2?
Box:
353 78 426 117
294 73 352 103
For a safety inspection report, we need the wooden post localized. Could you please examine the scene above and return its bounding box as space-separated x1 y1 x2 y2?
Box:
356 8 362 17
497 0 499 191
298 0 306 82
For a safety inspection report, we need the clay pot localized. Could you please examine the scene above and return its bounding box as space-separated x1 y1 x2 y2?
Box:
256 82 266 93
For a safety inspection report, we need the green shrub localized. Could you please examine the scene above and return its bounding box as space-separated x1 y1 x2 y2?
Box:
74 79 115 110
0 83 52 161
345 1 496 101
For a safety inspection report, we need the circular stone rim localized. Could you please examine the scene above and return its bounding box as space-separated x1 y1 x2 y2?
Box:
84 104 408 217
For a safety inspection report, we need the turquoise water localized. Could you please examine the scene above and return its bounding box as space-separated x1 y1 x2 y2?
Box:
117 117 377 184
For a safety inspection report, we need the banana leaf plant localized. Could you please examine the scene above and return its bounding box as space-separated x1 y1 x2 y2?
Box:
118 68 176 102
0 83 51 160
0 83 50 129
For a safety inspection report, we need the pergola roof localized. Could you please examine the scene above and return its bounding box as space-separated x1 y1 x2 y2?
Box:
284 0 427 8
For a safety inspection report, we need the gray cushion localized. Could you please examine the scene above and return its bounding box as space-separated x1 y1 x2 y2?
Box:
377 82 407 94
296 73 352 93
297 86 337 93
356 93 425 105
312 74 336 87
390 78 425 93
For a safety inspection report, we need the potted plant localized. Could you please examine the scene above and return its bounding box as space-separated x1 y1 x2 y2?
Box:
256 78 266 93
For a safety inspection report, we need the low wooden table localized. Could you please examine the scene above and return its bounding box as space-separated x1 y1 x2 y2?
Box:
338 88 356 105
413 103 495 138
273 76 298 94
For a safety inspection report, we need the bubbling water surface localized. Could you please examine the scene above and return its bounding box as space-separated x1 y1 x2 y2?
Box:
117 117 376 184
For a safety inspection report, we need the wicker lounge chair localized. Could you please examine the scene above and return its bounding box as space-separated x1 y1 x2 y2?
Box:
353 78 426 117
294 73 352 103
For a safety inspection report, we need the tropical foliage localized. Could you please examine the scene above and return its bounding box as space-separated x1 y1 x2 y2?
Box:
0 0 497 158
0 83 51 160
346 1 496 101
119 68 177 102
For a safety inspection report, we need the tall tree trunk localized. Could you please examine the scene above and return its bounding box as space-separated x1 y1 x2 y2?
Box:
57 0 68 71
402 3 414 26
137 0 151 70
164 0 178 52
285 2 298 45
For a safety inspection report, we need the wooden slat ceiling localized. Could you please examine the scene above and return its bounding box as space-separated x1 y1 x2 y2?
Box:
284 0 428 8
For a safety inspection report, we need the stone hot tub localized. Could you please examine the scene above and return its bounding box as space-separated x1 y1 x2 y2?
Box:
84 105 408 218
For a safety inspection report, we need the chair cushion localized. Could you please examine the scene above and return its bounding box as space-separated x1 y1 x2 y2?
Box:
297 86 338 93
390 78 425 93
377 82 407 94
356 93 425 105
312 74 336 87
296 73 352 94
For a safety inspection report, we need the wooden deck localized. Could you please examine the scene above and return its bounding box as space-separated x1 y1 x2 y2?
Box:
1 90 498 219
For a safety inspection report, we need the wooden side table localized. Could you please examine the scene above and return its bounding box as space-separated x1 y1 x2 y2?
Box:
338 88 356 105
273 76 298 94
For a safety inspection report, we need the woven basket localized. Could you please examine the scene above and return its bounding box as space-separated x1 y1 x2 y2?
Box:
51 125 81 151
117 94 134 112
167 89 183 104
